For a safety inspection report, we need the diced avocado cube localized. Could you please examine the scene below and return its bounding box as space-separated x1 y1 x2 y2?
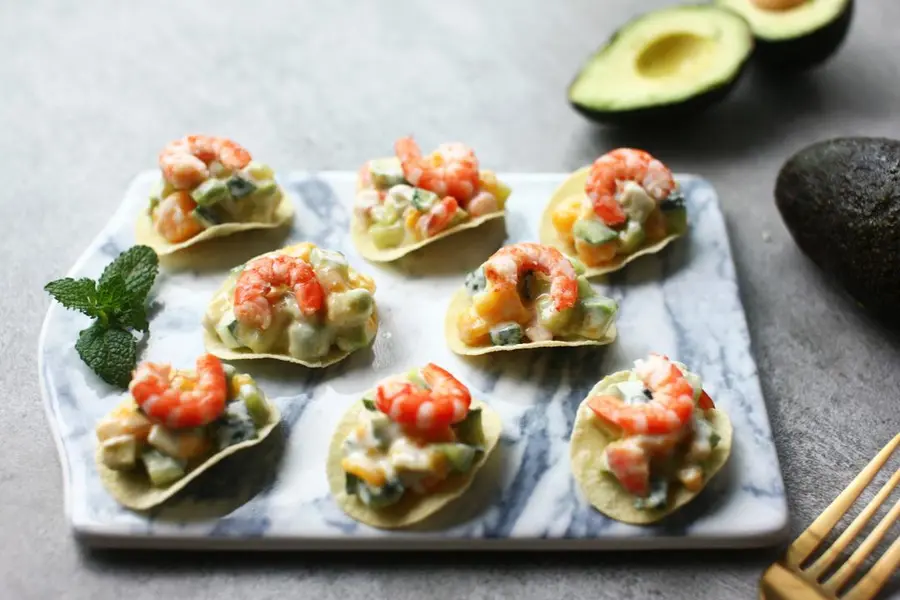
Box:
244 161 274 181
464 267 487 295
327 288 374 325
573 218 618 245
368 158 406 190
190 178 230 206
580 296 617 336
618 220 647 254
252 180 278 199
193 204 225 228
452 408 484 446
226 173 258 199
141 449 186 487
335 323 374 352
238 384 270 427
619 181 657 224
355 478 405 508
536 294 575 333
489 322 524 346
288 321 333 359
100 435 139 471
433 443 478 473
577 277 594 299
664 206 688 234
410 188 439 211
369 222 405 249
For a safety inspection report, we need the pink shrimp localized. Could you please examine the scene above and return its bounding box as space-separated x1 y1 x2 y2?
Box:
375 364 472 432
588 354 695 436
152 191 205 243
158 135 253 190
233 254 325 330
129 353 227 429
482 242 578 312
584 148 675 227
417 196 460 237
394 136 480 204
605 438 651 497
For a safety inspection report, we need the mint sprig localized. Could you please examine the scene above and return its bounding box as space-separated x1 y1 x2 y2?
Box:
45 245 159 388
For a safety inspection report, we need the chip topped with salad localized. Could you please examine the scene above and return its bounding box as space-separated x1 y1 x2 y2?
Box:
540 148 688 277
445 242 618 355
569 354 732 524
203 242 378 368
327 363 502 529
351 136 510 262
136 135 294 255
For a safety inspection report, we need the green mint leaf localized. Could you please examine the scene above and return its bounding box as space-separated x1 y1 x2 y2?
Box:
44 278 100 318
99 245 159 301
96 273 129 306
75 323 137 388
113 297 150 332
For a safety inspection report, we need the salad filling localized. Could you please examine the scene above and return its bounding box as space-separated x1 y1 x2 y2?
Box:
352 137 510 260
203 243 378 366
96 354 280 509
141 135 291 251
448 242 618 353
328 364 502 529
570 354 732 524
542 148 687 275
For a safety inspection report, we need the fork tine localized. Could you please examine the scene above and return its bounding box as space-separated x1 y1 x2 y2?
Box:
786 433 900 567
822 494 900 595
805 467 900 580
842 534 900 600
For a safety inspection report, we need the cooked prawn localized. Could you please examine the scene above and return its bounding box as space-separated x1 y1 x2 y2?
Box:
605 438 651 497
588 354 695 436
153 191 205 243
585 148 675 226
95 401 153 443
158 135 252 190
233 254 325 330
375 363 471 432
417 196 459 237
395 136 480 204
482 242 578 313
129 353 227 429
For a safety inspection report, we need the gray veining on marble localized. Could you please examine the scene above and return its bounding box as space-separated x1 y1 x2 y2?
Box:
38 170 788 549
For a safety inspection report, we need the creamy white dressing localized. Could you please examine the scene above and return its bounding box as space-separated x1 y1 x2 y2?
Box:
618 181 657 224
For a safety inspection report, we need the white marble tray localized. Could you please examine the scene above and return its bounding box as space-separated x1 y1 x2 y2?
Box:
38 170 789 550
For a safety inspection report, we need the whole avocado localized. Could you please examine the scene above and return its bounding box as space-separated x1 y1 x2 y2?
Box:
775 137 900 326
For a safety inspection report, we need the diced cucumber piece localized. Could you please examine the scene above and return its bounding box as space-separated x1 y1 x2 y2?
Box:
310 247 349 275
634 477 669 511
489 322 524 346
335 323 374 352
141 449 186 487
464 267 487 295
225 173 258 199
369 203 399 225
348 475 405 508
100 435 139 471
215 404 258 450
432 443 478 473
569 256 587 275
214 314 242 349
410 188 439 211
369 222 405 249
368 413 393 448
368 158 405 190
620 181 657 224
660 191 685 211
573 218 618 245
536 294 576 333
288 321 333 359
453 408 484 446
238 383 270 427
406 368 427 389
327 288 374 325
577 277 594 299
618 220 647 253
580 296 617 335
193 204 226 228
244 161 274 181
362 394 376 411
252 180 278 199
191 178 230 206
664 206 688 233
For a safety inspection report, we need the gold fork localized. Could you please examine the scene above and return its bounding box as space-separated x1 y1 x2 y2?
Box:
759 433 900 599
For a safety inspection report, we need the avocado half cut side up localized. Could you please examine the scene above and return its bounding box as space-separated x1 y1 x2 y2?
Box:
567 5 754 126
715 0 852 71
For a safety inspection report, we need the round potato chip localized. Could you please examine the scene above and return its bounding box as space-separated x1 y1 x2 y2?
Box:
539 166 686 278
444 287 617 356
569 372 733 524
326 398 502 530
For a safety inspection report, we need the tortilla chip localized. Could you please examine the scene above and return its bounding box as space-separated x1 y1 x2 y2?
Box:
569 372 733 524
326 398 502 529
350 162 507 262
96 400 282 511
444 287 617 356
135 190 295 256
539 167 686 278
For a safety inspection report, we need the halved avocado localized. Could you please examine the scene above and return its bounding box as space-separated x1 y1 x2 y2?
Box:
716 0 852 71
567 5 754 126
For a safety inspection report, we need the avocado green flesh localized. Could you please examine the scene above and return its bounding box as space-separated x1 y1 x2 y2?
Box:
568 5 753 115
715 0 849 40
774 137 900 327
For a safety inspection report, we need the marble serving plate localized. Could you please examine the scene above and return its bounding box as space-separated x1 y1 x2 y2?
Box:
38 170 789 550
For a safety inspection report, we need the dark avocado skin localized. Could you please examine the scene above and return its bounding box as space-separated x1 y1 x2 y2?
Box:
775 137 900 326
753 0 853 71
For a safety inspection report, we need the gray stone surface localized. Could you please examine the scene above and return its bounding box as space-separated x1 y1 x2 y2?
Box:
1 0 897 598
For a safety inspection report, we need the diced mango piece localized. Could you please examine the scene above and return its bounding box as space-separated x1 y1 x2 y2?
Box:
575 238 618 266
478 170 512 208
349 270 376 293
644 209 667 242
404 207 421 238
283 242 315 261
341 456 387 488
472 288 530 324
678 465 704 492
456 310 491 346
551 196 584 243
